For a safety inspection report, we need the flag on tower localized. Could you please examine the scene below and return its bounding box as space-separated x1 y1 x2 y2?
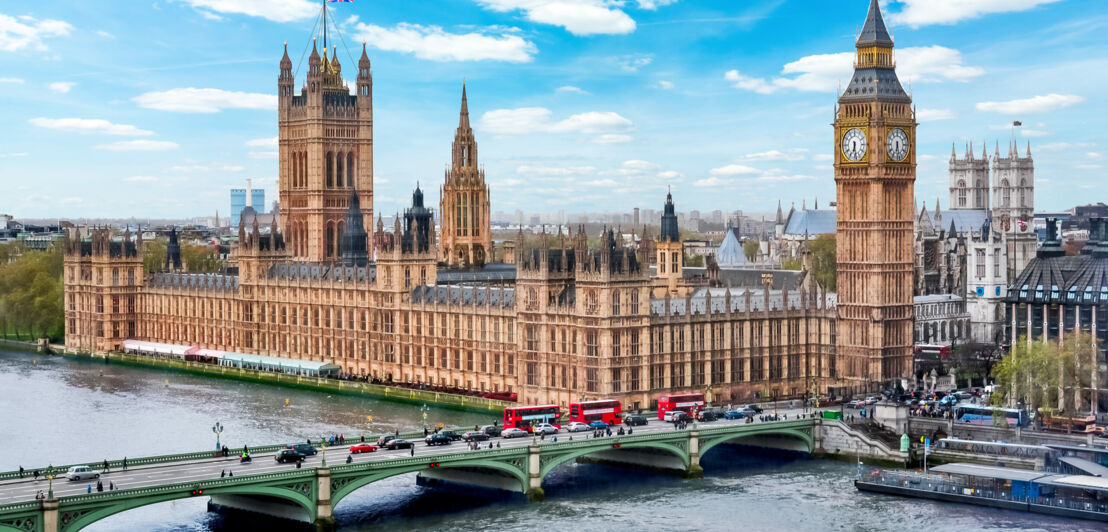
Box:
1012 121 1022 127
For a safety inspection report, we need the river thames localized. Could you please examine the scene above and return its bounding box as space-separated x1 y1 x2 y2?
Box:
0 348 1097 531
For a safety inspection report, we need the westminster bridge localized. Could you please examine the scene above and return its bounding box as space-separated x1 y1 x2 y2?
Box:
0 417 903 532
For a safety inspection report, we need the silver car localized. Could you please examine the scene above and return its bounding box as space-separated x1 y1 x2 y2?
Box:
566 422 590 432
66 466 100 481
535 423 559 435
501 427 528 438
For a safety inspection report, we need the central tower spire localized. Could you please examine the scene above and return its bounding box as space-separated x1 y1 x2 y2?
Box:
440 83 491 268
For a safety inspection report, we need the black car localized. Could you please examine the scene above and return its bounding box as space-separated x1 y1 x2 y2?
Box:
698 410 719 422
671 411 693 423
386 439 413 450
285 443 317 456
623 414 648 426
275 449 306 463
482 425 503 437
376 435 397 446
463 431 490 442
425 433 452 446
439 430 463 441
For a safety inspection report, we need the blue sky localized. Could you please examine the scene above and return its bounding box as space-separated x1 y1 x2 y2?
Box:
1 0 1104 220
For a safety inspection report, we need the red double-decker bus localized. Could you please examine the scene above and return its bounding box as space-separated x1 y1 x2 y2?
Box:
503 404 561 431
656 393 705 420
568 399 623 425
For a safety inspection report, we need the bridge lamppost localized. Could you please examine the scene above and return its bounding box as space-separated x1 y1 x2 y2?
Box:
420 404 430 432
212 421 224 451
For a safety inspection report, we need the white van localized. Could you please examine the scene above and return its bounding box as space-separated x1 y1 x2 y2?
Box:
65 466 99 481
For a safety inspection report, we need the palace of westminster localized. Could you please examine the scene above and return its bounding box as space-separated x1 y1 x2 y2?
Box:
63 2 933 409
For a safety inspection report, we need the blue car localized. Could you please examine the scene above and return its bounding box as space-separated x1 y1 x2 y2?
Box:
588 420 609 430
724 410 746 420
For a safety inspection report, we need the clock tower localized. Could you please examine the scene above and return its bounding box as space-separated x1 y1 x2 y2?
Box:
834 0 916 391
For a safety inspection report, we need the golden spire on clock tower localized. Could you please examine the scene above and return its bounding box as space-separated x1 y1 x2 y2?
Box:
833 0 916 390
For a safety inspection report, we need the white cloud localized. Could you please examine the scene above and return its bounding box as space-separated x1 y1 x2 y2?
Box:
583 178 619 187
813 154 834 162
1088 152 1103 159
917 108 956 121
727 46 981 94
248 151 278 159
477 0 636 36
694 176 726 187
614 54 652 72
48 81 75 93
1076 164 1102 170
517 165 598 176
95 140 179 151
710 164 761 176
556 85 589 95
743 149 806 162
622 160 660 172
134 88 275 113
888 0 1063 27
245 137 278 149
1037 142 1094 152
177 0 318 23
724 69 776 94
29 117 154 136
353 22 536 62
637 0 677 9
655 80 674 90
0 14 72 52
480 107 632 135
60 197 83 204
656 170 682 179
124 176 158 182
1020 129 1051 138
755 174 815 183
0 152 27 158
96 30 115 39
593 134 633 144
976 94 1085 114
0 77 23 83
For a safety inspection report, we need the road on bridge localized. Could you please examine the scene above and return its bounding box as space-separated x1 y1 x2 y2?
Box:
0 406 817 505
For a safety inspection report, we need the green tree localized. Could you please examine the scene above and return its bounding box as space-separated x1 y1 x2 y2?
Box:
743 240 759 262
142 239 167 273
181 243 224 273
809 234 836 291
781 258 802 270
685 254 704 267
0 244 64 341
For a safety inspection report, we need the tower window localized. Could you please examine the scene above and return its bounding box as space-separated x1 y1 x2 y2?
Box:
957 180 966 207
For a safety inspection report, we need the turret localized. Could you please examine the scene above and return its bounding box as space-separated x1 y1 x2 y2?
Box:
357 41 372 101
278 41 293 103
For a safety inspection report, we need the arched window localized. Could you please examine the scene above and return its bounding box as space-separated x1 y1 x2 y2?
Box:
325 223 335 257
1001 179 1010 207
336 152 344 187
957 179 967 207
1019 179 1027 208
326 152 334 188
975 180 984 208
347 152 354 186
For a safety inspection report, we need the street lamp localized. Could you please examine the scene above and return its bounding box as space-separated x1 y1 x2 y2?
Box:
212 421 224 450
420 404 430 431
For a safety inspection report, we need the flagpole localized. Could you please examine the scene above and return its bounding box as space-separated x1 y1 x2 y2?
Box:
322 0 327 53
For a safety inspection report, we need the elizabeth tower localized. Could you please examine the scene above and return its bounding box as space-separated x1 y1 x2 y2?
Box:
834 0 915 389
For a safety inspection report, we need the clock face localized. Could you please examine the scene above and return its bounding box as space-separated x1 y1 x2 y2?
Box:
887 128 909 161
842 128 867 162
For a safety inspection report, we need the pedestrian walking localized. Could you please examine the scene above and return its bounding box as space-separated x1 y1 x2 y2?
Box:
628 427 633 435
496 442 501 449
96 481 103 492
87 484 92 494
18 466 23 478
102 459 109 473
122 457 127 471
33 470 39 481
228 471 233 477
221 470 225 478
411 446 415 457
109 482 114 491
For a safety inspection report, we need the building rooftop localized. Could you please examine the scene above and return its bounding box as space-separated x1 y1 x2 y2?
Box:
783 209 836 237
929 463 1047 483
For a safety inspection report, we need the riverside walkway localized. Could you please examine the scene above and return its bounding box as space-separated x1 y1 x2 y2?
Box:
0 416 897 532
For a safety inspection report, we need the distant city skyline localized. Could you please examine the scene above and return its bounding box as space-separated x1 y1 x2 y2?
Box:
3 0 1104 218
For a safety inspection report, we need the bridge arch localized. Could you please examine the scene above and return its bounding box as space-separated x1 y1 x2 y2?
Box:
61 485 315 532
698 427 814 458
539 440 690 480
330 459 529 507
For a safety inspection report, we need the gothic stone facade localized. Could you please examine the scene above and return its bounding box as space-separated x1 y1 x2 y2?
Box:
65 1 909 408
